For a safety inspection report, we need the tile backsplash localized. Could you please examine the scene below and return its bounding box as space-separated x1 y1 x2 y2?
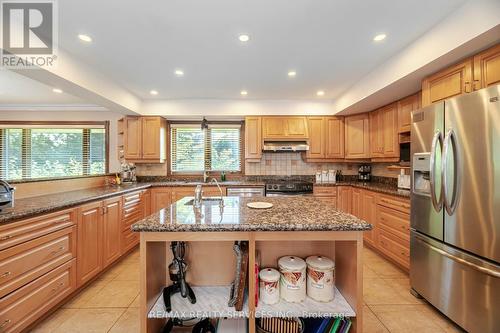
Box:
136 152 401 178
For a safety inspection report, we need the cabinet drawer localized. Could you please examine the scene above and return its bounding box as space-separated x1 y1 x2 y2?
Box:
377 194 410 214
121 229 139 254
0 209 75 251
123 191 142 205
378 230 409 269
0 226 76 298
0 259 76 333
378 206 410 241
313 186 337 197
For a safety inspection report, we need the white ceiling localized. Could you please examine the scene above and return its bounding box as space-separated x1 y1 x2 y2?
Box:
0 70 86 104
54 0 468 101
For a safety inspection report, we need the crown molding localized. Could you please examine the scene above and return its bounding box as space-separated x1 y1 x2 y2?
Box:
0 104 108 112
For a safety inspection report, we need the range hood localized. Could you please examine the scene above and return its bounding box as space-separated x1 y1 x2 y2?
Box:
262 141 309 152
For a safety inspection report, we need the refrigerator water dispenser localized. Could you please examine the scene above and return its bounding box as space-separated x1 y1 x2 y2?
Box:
413 153 431 196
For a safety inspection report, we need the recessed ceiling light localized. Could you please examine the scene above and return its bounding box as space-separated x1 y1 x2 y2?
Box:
78 34 92 43
174 69 184 77
316 90 325 96
288 71 297 77
238 34 250 42
240 90 248 96
52 88 63 94
149 90 158 96
373 33 386 42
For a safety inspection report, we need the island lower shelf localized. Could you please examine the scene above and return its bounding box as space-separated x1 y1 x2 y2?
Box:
139 231 364 333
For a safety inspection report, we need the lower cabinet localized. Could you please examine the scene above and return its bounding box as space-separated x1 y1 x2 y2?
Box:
102 197 122 268
360 190 377 248
312 186 337 207
337 186 352 214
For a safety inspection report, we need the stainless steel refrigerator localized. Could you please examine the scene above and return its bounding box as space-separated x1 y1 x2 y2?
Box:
410 84 500 333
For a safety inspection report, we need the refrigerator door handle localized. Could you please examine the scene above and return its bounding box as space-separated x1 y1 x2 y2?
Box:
430 130 443 212
442 128 459 216
414 234 500 278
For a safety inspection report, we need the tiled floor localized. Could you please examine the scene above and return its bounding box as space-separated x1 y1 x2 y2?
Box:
32 246 465 332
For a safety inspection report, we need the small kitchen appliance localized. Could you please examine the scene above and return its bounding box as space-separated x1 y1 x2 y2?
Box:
265 180 313 197
397 169 410 189
357 164 371 181
0 180 15 211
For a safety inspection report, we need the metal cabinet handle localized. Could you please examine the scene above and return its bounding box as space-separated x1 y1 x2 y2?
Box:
0 271 12 278
51 282 65 292
0 319 11 328
0 235 12 241
429 130 443 212
50 246 65 255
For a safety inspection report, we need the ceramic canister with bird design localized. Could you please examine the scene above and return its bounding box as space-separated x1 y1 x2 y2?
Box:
278 256 306 303
306 255 335 302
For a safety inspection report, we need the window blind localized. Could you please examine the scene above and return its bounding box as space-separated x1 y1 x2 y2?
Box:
170 123 242 173
0 123 108 181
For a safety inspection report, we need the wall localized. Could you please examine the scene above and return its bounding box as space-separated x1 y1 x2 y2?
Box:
0 110 123 172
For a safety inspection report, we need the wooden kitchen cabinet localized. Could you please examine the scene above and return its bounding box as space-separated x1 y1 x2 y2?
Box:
306 117 344 161
369 110 384 158
262 117 308 140
344 113 370 159
76 201 103 287
313 186 337 207
123 116 167 163
421 58 473 106
397 92 420 133
370 103 399 160
245 117 262 160
473 43 500 90
337 186 352 214
351 188 361 217
102 197 122 268
151 188 172 213
361 190 377 248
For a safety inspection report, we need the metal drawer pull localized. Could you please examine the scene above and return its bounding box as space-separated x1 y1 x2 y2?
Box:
0 319 11 328
1 271 12 278
50 246 65 255
0 235 12 241
51 282 65 292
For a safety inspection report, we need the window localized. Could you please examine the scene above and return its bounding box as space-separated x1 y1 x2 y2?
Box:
170 123 242 173
0 122 108 181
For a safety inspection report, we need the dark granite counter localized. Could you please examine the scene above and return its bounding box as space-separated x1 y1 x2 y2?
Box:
131 196 372 232
0 181 265 225
314 181 410 198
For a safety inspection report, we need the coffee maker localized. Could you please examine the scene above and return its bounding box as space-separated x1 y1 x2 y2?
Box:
358 164 371 182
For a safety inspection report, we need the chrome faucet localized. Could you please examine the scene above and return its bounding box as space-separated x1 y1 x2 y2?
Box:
203 171 209 183
210 178 224 206
194 185 203 208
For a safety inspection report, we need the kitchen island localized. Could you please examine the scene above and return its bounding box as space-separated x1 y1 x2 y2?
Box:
132 196 371 333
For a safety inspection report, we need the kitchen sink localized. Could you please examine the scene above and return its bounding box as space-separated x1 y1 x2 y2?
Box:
184 198 223 206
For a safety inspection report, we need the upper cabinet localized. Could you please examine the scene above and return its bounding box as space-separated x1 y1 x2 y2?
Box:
305 116 344 161
397 93 420 133
421 57 473 107
344 113 370 159
123 116 167 163
370 103 399 160
473 43 500 90
244 117 262 160
262 117 308 140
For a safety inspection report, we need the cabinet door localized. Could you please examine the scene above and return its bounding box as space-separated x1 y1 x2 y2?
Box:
381 103 399 158
124 117 142 159
151 188 172 213
141 117 162 160
397 93 420 133
351 188 361 217
306 117 325 159
421 58 473 106
77 202 103 287
473 43 500 90
102 197 121 268
245 117 262 159
361 190 377 247
285 117 308 138
345 113 370 159
337 186 352 214
262 117 287 139
325 117 344 159
369 110 384 157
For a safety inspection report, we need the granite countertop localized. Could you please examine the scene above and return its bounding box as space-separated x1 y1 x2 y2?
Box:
0 181 265 225
131 196 372 232
314 181 410 198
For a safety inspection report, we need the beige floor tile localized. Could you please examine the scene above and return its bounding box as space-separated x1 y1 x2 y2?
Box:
370 304 446 333
363 305 389 333
112 263 140 281
109 307 140 333
382 278 424 305
420 305 467 332
365 257 407 278
96 264 126 281
363 278 413 305
130 294 140 307
62 280 110 308
31 309 79 333
83 280 139 308
52 308 126 333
